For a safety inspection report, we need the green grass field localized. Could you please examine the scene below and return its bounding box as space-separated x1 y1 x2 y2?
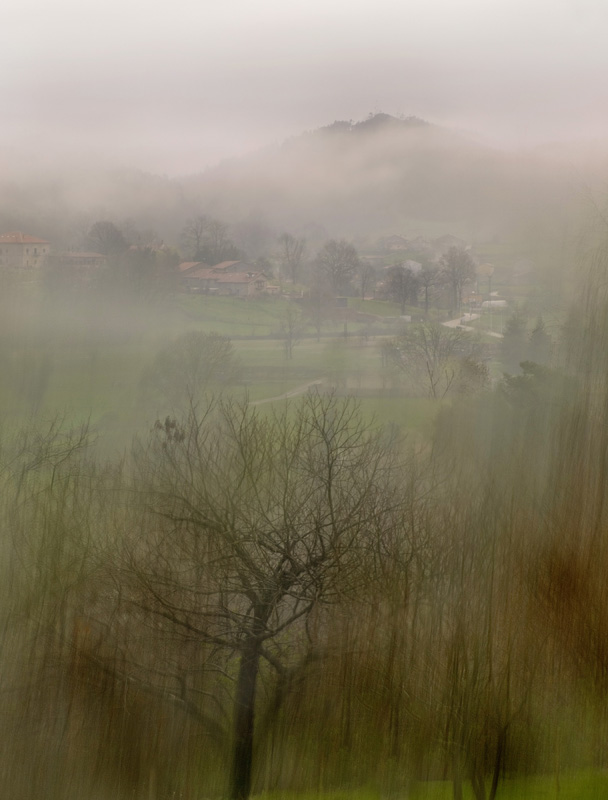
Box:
254 771 608 800
0 291 495 447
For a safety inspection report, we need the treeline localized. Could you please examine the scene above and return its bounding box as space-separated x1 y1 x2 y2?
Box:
2 244 608 800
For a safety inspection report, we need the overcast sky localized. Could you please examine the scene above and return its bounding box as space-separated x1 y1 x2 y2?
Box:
3 0 608 175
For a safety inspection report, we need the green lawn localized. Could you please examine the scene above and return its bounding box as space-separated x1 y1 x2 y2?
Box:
349 297 402 317
0 292 467 446
254 772 608 800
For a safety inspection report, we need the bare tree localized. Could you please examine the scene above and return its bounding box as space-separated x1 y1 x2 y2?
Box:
418 262 440 314
181 215 208 260
385 265 419 313
440 246 475 313
383 323 488 399
358 261 377 300
181 215 241 264
203 218 241 264
277 305 305 359
277 233 306 283
124 393 401 800
85 220 128 257
316 239 360 296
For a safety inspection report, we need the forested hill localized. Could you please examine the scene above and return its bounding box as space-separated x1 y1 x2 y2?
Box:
179 113 574 241
0 114 597 248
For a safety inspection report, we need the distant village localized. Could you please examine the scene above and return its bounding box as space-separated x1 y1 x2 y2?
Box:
0 229 505 310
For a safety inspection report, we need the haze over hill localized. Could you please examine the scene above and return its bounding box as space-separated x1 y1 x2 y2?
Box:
8 4 608 800
180 113 583 241
1 113 601 251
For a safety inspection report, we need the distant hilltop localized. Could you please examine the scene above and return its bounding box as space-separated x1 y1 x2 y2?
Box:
316 113 430 136
0 113 588 249
181 110 510 237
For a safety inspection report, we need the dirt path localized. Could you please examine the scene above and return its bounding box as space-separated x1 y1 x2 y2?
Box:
443 313 503 338
250 379 324 406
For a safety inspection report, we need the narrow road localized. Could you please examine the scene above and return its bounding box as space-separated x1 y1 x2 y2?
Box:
443 312 480 329
443 313 503 338
250 379 324 406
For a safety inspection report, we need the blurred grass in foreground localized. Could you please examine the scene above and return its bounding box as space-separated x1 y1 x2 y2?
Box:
256 771 608 800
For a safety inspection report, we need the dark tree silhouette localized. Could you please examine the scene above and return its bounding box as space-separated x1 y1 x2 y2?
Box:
126 393 401 800
440 246 475 313
316 239 360 295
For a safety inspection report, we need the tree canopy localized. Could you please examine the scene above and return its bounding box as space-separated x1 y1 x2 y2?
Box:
440 245 475 312
316 239 360 295
383 322 488 399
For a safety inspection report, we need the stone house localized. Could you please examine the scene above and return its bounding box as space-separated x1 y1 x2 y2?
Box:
0 232 50 268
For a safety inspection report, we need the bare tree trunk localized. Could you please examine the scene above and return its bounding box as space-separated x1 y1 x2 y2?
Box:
471 767 487 800
488 728 506 800
452 767 463 800
230 640 261 800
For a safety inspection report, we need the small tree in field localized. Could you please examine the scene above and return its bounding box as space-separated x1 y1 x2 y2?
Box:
383 323 488 399
125 393 401 800
316 239 360 296
418 262 440 314
440 246 475 314
385 264 419 313
277 233 306 284
358 261 377 300
277 305 305 359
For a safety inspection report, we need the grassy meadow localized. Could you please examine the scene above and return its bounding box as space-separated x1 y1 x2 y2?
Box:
255 771 608 800
0 286 441 451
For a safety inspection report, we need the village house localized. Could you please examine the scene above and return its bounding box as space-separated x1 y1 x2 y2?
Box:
0 232 50 268
212 272 268 297
178 260 267 296
181 266 218 293
178 261 268 296
210 260 254 274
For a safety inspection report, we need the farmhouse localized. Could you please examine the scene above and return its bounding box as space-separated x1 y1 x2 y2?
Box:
212 272 268 297
0 232 50 268
178 259 267 296
178 261 209 274
181 267 219 292
210 260 254 273
180 262 268 296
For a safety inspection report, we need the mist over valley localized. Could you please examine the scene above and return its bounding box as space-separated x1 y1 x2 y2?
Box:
4 1 608 797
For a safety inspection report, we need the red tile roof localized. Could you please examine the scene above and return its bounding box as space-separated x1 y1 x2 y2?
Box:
211 260 243 271
0 232 50 244
178 261 209 273
189 268 218 279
